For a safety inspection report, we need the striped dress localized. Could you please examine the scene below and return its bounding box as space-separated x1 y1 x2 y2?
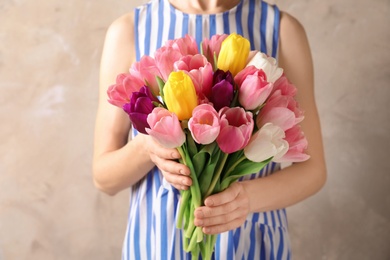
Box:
123 0 291 259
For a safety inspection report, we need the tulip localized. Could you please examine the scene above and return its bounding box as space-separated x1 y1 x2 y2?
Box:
129 56 162 96
235 67 274 110
188 104 220 145
216 107 253 153
210 69 234 111
273 125 310 163
165 35 199 56
201 34 228 67
270 74 297 97
145 107 186 148
122 86 160 134
246 51 283 83
244 123 289 162
162 71 198 120
107 73 144 108
217 33 250 76
258 88 304 130
154 46 183 81
174 54 213 100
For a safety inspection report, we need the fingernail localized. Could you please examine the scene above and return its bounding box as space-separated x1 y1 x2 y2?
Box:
205 199 214 206
172 152 180 158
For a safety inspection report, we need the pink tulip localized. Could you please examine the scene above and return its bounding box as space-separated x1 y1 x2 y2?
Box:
236 67 274 110
165 35 199 56
154 46 183 81
107 73 144 108
257 79 304 131
145 107 185 148
271 75 297 97
244 123 289 162
217 107 254 153
129 56 162 96
174 54 213 100
201 34 228 66
188 104 220 145
274 125 310 163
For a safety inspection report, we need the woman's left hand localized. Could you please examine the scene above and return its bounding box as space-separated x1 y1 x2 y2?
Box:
193 182 250 234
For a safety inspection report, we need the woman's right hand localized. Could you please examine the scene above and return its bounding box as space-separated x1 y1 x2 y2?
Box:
144 135 192 190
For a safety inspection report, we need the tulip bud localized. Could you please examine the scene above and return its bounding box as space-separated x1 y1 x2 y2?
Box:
163 71 198 120
217 33 250 76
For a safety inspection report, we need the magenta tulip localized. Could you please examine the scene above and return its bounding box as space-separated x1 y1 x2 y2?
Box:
174 54 213 100
107 73 144 108
145 107 186 148
273 125 310 163
123 86 160 134
210 69 234 111
216 107 254 153
188 104 220 145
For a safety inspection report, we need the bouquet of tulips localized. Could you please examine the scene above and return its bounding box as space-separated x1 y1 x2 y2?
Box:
107 33 310 258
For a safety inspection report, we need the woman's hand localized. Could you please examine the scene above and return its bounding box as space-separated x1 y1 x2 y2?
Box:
193 182 250 234
145 135 192 190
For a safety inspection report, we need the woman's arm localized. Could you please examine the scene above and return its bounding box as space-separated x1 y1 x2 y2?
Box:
93 13 191 196
194 12 327 234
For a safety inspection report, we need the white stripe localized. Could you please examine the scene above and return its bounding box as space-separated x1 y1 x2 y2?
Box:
139 184 147 259
149 1 158 55
241 0 250 40
137 7 146 59
266 5 275 56
174 11 183 39
228 10 237 33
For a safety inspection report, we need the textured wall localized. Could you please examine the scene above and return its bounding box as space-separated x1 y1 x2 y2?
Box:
0 0 389 259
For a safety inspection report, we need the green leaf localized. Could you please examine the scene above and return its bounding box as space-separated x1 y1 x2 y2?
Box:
220 158 272 190
156 76 165 100
186 132 198 158
198 149 221 196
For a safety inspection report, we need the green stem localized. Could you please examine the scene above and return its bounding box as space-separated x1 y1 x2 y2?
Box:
204 152 229 198
176 189 190 229
222 153 246 180
177 146 202 208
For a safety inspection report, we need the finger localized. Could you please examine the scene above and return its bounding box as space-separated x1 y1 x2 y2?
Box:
151 154 190 176
194 207 243 227
150 139 181 160
194 200 239 219
204 182 241 207
202 217 247 234
162 170 192 188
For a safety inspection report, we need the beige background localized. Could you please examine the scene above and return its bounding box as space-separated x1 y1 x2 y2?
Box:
1 0 389 259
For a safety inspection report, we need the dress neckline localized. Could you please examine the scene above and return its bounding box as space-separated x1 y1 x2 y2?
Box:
164 0 245 16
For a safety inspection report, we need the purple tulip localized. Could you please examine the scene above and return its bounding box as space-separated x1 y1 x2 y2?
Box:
123 86 160 134
210 69 234 111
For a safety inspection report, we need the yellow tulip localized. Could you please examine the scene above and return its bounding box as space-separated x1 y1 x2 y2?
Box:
164 71 198 120
217 33 250 76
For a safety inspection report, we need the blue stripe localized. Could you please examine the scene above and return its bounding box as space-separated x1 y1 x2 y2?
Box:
268 228 275 260
156 0 164 49
182 13 189 36
146 173 153 260
134 9 140 61
277 228 285 259
161 192 168 258
272 5 280 58
271 210 276 226
247 0 255 50
260 1 268 53
209 14 216 38
144 3 152 55
233 228 241 252
248 223 256 259
223 12 230 34
227 230 234 259
195 15 203 47
168 7 176 39
235 1 243 35
260 225 266 259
